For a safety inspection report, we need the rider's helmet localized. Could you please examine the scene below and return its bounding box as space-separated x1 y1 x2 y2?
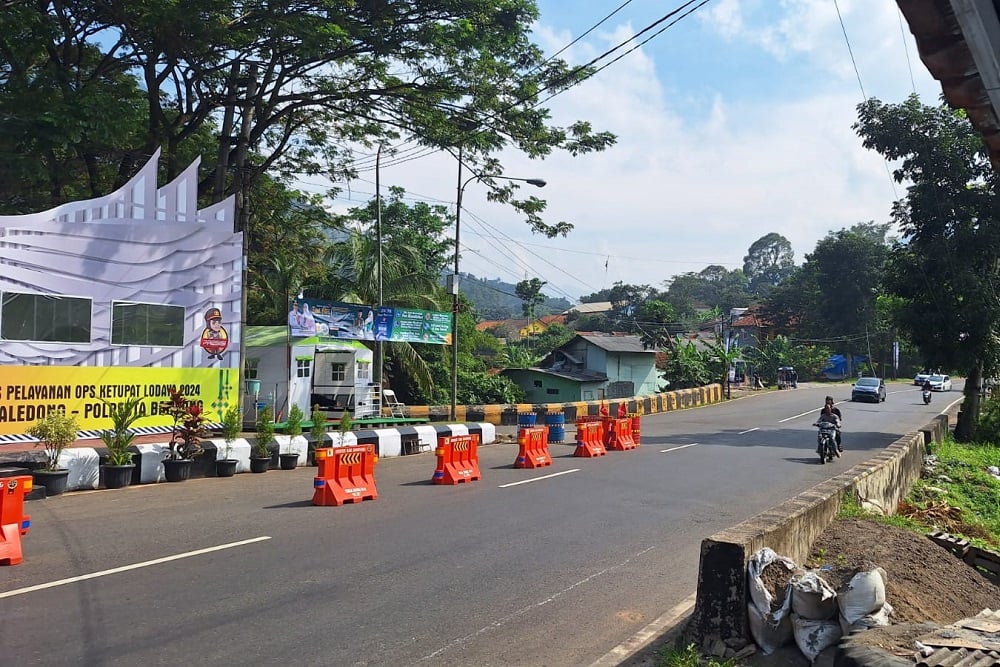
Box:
825 395 834 405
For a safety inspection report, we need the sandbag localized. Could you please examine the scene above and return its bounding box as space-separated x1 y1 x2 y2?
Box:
747 547 797 654
748 547 798 613
790 571 838 620
840 601 894 635
748 601 793 655
791 612 842 661
837 565 887 627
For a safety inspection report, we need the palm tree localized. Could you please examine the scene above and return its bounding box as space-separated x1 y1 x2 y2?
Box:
314 229 447 397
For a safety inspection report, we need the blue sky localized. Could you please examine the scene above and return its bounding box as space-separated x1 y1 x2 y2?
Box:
319 1 944 303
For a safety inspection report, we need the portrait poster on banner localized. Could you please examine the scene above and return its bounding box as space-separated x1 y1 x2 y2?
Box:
288 299 451 344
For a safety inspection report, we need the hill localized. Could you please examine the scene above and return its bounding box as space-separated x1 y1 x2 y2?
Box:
445 273 574 320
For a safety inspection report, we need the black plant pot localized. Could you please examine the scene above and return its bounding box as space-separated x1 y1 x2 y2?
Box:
32 469 70 496
102 464 135 489
163 458 194 482
279 452 299 470
249 456 271 473
215 459 238 478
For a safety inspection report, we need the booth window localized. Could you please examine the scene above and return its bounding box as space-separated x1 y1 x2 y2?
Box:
1 292 92 343
546 388 559 395
296 358 311 378
329 362 346 382
357 361 370 381
111 301 184 346
245 358 259 379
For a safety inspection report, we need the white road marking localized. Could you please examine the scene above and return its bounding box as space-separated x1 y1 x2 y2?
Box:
589 593 697 666
660 443 699 453
739 427 759 434
498 469 579 488
0 536 272 599
418 545 657 662
779 408 821 423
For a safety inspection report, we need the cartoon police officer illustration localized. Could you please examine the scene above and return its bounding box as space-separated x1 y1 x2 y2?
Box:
199 307 229 361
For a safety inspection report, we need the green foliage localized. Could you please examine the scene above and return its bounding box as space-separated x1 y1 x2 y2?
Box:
254 405 275 458
160 389 207 461
310 405 327 443
743 232 795 296
27 408 80 471
743 336 831 384
461 274 571 320
855 95 1000 439
286 404 304 437
660 341 712 390
219 404 242 460
515 278 547 320
220 404 242 444
657 642 734 667
99 397 144 466
338 411 353 434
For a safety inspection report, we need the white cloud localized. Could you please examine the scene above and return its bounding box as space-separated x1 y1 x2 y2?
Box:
329 2 944 301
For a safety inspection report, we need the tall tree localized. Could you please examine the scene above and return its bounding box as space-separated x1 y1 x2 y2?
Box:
855 95 1000 440
743 233 795 296
515 278 547 321
2 1 615 235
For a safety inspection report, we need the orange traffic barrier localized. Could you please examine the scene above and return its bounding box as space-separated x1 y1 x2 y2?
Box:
1 475 32 566
312 444 378 506
432 434 481 484
605 417 637 451
515 426 552 468
574 420 607 457
629 413 641 445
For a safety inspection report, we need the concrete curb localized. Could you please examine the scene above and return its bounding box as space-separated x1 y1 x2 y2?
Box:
6 423 497 494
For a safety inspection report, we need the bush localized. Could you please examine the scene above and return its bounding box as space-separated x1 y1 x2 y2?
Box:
255 405 275 458
27 408 79 471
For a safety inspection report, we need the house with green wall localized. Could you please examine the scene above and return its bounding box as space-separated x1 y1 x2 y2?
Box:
501 333 658 403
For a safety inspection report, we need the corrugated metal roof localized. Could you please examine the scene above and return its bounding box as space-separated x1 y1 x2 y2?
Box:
577 332 652 354
566 301 613 314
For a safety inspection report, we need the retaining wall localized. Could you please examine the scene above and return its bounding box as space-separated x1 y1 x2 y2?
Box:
689 413 951 645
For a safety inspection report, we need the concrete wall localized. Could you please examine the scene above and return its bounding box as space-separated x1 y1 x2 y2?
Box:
689 413 951 645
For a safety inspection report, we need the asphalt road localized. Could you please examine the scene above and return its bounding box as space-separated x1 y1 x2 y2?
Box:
1 381 960 666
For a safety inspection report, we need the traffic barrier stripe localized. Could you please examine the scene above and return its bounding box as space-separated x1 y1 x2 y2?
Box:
1 475 32 566
312 445 378 506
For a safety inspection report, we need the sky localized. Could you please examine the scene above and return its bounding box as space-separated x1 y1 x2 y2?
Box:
310 0 944 304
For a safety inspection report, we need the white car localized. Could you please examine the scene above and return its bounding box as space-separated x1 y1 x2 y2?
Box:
928 374 952 391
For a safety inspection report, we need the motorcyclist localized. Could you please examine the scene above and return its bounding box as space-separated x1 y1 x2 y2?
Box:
818 396 843 452
922 379 933 393
815 405 841 458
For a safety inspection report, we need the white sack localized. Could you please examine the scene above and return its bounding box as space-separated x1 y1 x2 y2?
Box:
837 566 887 627
791 612 842 662
791 571 838 620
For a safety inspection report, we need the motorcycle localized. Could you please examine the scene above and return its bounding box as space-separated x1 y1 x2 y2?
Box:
814 419 841 464
922 388 932 405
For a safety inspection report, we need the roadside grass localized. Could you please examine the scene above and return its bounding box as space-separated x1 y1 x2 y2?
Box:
657 433 1000 667
838 436 1000 549
657 643 735 667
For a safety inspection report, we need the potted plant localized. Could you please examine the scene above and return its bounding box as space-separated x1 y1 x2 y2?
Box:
160 388 207 482
251 404 275 473
99 396 143 489
26 407 79 496
308 404 327 465
279 404 304 470
216 404 241 478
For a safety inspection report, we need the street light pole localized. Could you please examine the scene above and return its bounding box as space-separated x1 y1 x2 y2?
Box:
449 156 546 421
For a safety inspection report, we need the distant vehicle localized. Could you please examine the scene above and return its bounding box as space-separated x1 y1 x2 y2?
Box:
852 376 887 403
914 370 931 386
928 374 952 392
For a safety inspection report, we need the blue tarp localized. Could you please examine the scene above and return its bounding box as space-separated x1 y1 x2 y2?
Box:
822 354 867 379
